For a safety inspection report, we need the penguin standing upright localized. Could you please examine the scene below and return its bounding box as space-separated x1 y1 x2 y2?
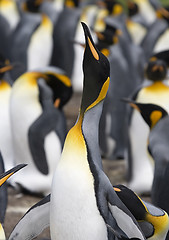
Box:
98 14 145 160
50 22 146 240
126 101 169 238
126 57 169 195
10 67 72 196
9 0 54 80
0 55 14 171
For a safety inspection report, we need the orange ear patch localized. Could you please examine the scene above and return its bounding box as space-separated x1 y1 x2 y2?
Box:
113 187 121 192
150 110 162 128
87 37 99 60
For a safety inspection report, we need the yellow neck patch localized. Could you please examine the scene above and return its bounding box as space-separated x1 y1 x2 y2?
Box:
150 110 162 129
85 77 110 113
0 80 11 90
101 48 110 57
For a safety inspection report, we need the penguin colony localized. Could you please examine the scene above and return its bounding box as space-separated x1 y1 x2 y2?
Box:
0 0 169 239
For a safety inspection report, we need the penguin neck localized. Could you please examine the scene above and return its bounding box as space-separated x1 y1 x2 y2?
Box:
80 101 104 169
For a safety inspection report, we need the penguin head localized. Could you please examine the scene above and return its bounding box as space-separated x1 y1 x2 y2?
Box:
127 1 139 17
0 54 13 79
123 99 168 129
22 0 50 12
0 164 27 187
152 50 169 68
102 0 123 16
145 57 167 82
43 71 73 109
156 7 169 24
113 185 147 221
96 22 122 52
80 22 110 115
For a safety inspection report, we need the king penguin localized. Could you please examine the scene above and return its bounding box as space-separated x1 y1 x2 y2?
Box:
50 22 146 240
9 0 54 80
114 184 169 240
127 101 169 211
126 57 169 195
10 67 72 196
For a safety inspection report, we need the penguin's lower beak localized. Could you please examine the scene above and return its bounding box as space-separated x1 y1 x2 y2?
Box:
0 164 27 187
0 65 13 74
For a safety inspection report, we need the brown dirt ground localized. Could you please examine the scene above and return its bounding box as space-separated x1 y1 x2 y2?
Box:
4 92 150 239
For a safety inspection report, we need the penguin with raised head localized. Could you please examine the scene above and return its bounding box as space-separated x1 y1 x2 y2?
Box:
10 67 72 196
9 0 54 80
126 57 169 195
50 22 146 240
8 22 146 240
114 184 169 240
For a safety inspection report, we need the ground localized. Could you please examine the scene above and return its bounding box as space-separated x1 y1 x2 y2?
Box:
4 92 150 239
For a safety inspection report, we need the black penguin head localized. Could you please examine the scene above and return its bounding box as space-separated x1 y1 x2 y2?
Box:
0 164 27 187
44 72 73 109
22 0 47 12
127 1 139 17
145 57 167 82
0 54 13 79
123 99 168 129
152 50 169 68
156 7 169 24
96 23 120 51
81 22 110 114
102 0 123 15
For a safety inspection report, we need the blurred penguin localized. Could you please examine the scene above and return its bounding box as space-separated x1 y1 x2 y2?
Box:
126 57 169 195
10 67 72 196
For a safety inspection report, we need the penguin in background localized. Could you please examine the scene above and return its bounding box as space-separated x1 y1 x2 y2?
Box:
98 15 145 160
125 100 169 240
0 55 15 171
9 0 54 81
114 184 169 240
125 57 169 195
10 67 72 196
50 22 146 240
141 5 169 61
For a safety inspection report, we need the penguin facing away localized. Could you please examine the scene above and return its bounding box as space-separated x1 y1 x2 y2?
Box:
50 22 146 240
126 57 169 195
10 67 72 196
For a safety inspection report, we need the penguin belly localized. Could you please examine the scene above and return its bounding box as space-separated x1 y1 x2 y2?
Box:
27 15 53 71
153 29 169 54
10 85 60 195
128 110 154 194
50 129 108 240
0 81 13 170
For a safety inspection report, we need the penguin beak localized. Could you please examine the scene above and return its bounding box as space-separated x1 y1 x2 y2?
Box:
0 64 13 74
121 98 141 112
81 22 99 61
0 164 27 187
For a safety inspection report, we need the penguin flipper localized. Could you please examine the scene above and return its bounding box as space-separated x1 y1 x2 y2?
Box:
106 184 145 239
9 194 50 240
